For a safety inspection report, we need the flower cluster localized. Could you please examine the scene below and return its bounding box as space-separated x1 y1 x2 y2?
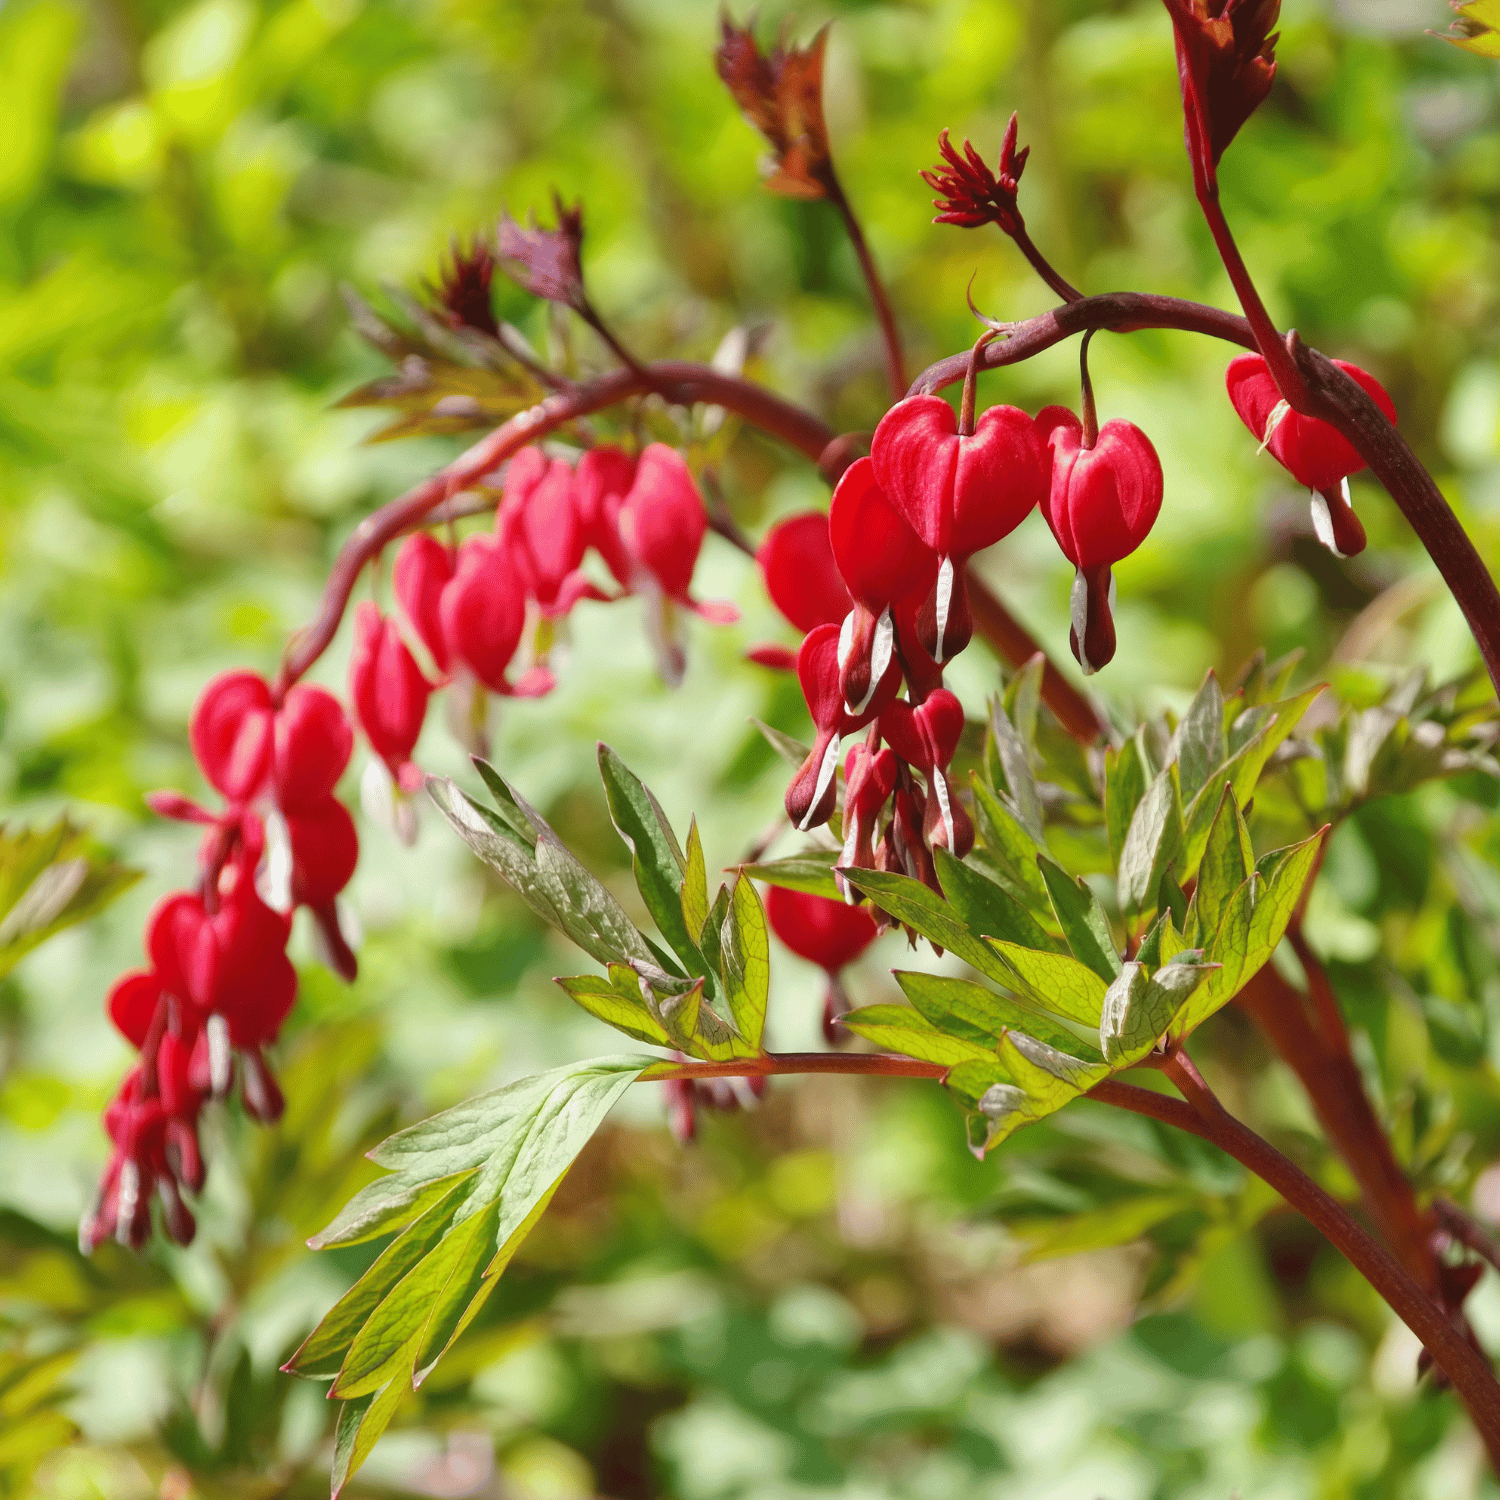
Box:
85 675 356 1250
356 441 736 821
88 439 736 1251
761 391 1162 912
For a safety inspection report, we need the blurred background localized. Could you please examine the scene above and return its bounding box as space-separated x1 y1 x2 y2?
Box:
6 0 1500 1494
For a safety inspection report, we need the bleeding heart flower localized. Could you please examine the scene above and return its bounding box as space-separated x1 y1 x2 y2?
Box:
878 689 973 856
349 602 433 780
766 884 879 972
190 672 276 803
438 537 535 696
285 796 359 909
757 511 852 634
574 445 637 589
108 971 163 1049
836 742 898 896
870 395 1047 663
828 457 938 713
498 447 611 617
1226 352 1396 559
393 532 455 673
784 622 901 831
272 684 352 814
1035 406 1164 674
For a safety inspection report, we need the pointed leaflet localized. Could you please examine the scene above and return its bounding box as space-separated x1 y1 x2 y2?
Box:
1039 860 1120 982
895 970 1099 1057
1117 763 1184 918
1104 734 1149 873
987 940 1109 1027
1169 829 1326 1038
330 1347 415 1499
720 875 770 1051
934 847 1060 953
598 745 704 970
990 697 1045 842
429 775 655 970
1171 671 1225 803
1003 653 1045 758
682 818 709 941
556 969 675 1048
969 1031 1110 1155
1099 956 1214 1065
842 868 1017 986
740 851 843 903
970 778 1054 920
839 1005 998 1067
698 883 731 975
1191 783 1253 945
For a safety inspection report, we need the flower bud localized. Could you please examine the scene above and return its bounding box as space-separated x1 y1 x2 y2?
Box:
350 602 433 775
393 532 455 673
272 684 353 814
190 671 275 803
574 445 637 589
765 885 879 974
498 447 608 617
438 538 529 694
1226 353 1396 559
756 511 851 634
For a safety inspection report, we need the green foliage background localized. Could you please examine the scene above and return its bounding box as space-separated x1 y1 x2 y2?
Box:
7 0 1500 1494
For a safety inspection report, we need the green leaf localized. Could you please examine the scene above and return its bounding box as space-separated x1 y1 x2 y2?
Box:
300 1058 650 1490
1038 860 1120 981
1099 957 1214 1064
842 868 1015 986
0 819 140 981
970 777 1053 918
681 818 709 941
968 1032 1110 1154
330 1344 417 1499
1104 733 1149 874
933 847 1059 953
1169 829 1326 1038
751 718 812 767
648 975 703 1050
990 697 1045 841
598 745 700 965
556 970 675 1048
1191 784 1253 945
840 1005 996 1067
1014 1193 1197 1262
894 970 1098 1057
740 851 843 902
721 875 770 1051
429 774 655 970
1172 671 1225 803
1117 764 1183 918
1004 652 1045 753
987 940 1109 1026
698 884 731 975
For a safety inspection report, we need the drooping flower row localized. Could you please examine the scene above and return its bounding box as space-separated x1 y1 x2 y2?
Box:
87 440 739 1251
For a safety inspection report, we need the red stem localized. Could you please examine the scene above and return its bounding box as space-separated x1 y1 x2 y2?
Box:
826 172 908 398
1009 223 1083 305
1112 1062 1500 1456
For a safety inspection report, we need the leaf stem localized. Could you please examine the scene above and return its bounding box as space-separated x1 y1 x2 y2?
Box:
825 172 908 398
1136 1053 1500 1459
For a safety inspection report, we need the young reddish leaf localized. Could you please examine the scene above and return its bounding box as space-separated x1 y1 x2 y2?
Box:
497 194 587 310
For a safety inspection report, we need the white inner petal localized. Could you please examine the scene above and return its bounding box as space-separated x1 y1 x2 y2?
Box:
257 807 294 914
1069 568 1094 675
1258 400 1291 454
798 735 842 831
207 1013 232 1097
1309 488 1345 558
932 557 954 662
115 1159 139 1245
837 609 856 671
932 770 955 848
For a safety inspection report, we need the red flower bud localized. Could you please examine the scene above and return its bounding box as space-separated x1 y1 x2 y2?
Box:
870 395 1047 560
765 884 878 973
108 971 162 1049
836 743 898 892
878 689 971 855
756 511 851 634
393 532 455 673
1036 408 1164 571
272 684 352 814
349 603 433 774
190 671 275 803
498 447 609 617
438 538 528 694
285 796 359 908
574 445 637 589
828 457 937 711
1226 352 1395 558
785 622 900 831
